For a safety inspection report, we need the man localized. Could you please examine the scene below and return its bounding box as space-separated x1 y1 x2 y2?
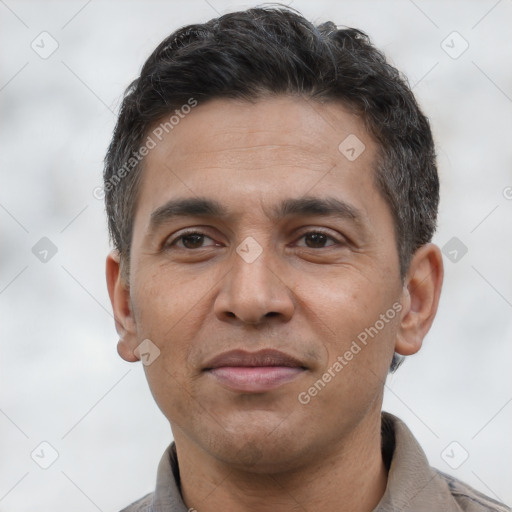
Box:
103 6 510 512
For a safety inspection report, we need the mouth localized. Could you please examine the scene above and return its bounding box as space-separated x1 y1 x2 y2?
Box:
203 349 307 393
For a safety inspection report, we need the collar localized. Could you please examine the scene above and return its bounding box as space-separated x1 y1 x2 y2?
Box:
375 412 461 511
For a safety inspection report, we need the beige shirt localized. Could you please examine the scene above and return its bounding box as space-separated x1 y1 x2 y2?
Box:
120 412 511 511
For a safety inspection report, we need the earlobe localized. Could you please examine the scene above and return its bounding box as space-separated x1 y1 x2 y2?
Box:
106 251 139 363
395 243 444 356
117 339 140 362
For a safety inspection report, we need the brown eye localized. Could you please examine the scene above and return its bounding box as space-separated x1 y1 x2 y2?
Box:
181 233 206 249
165 232 217 250
297 232 338 249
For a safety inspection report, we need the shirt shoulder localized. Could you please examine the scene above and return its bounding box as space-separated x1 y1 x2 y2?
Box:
376 413 511 512
118 492 154 512
436 470 511 512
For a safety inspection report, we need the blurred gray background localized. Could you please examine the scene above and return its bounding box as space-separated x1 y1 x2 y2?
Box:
1 0 511 510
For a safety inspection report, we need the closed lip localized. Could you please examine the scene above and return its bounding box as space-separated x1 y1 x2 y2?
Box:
202 349 306 370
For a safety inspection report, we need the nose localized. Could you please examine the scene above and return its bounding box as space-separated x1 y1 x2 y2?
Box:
213 242 295 326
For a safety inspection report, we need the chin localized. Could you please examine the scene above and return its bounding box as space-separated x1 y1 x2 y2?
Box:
201 416 312 474
216 439 306 474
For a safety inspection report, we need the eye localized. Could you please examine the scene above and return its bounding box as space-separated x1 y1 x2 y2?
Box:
296 231 339 249
166 231 218 249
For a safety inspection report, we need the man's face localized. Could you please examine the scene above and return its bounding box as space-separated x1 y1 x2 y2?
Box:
125 96 405 471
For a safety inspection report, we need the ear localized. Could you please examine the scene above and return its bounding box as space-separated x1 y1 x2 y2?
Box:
106 251 139 362
395 243 444 356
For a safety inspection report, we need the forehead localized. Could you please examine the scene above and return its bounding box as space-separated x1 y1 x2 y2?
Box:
148 96 367 169
132 96 385 235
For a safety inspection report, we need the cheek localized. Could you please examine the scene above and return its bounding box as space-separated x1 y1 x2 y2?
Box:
291 269 399 375
134 262 205 328
131 268 209 425
131 265 212 376
291 268 390 334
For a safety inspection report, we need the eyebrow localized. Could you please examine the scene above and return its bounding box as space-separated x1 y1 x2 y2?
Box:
147 195 365 235
274 196 363 224
149 197 227 234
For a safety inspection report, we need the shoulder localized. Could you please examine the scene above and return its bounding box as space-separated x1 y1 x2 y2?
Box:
118 492 154 512
435 470 511 512
378 413 510 512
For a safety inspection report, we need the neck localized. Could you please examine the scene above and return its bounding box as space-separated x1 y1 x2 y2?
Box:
174 411 388 512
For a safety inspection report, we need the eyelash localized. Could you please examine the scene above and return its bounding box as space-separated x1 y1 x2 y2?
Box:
165 230 218 249
164 228 343 250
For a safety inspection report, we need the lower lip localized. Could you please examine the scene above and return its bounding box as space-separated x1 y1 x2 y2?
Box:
207 366 305 392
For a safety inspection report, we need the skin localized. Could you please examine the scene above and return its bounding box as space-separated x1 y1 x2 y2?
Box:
106 96 443 512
